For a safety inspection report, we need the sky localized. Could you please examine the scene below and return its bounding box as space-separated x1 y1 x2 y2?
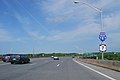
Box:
0 0 120 54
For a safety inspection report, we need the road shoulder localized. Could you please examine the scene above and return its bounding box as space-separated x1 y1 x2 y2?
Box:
73 59 120 80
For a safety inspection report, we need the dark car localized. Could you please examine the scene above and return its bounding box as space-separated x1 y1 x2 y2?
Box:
10 54 30 64
1 54 12 62
53 57 59 60
72 56 75 58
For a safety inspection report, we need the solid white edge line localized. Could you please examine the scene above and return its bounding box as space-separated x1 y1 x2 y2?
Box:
73 59 116 80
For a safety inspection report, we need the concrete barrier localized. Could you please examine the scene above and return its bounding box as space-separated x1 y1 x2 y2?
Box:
76 58 120 72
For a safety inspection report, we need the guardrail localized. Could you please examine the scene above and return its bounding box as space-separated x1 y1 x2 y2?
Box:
76 58 120 72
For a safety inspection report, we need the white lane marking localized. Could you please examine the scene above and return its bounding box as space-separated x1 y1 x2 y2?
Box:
57 64 60 67
0 63 10 66
44 61 48 62
61 61 63 63
73 59 116 80
29 63 37 65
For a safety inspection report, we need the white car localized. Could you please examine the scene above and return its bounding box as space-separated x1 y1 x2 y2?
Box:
51 56 54 58
53 57 59 60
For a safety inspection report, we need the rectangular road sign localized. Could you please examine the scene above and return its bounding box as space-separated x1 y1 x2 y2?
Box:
100 32 106 35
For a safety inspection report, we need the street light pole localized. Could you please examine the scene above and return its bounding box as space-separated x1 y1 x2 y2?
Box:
74 0 104 60
74 0 103 31
100 11 103 31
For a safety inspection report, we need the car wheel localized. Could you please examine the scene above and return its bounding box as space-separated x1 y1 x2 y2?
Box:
21 61 24 64
3 60 6 62
27 60 30 63
11 62 14 64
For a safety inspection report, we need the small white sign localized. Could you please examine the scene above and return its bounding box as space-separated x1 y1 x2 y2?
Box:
99 44 107 52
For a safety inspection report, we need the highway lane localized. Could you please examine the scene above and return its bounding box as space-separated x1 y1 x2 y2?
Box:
0 57 119 80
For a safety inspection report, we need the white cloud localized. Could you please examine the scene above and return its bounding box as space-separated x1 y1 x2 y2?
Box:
15 0 120 44
46 16 65 23
96 0 114 8
107 32 120 51
1 0 120 52
47 22 100 41
104 11 120 31
26 31 46 40
13 1 97 41
0 26 26 42
103 11 120 50
0 28 11 41
41 0 84 23
14 13 48 40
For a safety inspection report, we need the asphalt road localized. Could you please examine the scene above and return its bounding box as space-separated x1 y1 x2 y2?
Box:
0 57 119 80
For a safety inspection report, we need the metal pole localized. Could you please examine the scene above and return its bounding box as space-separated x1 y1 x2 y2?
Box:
74 1 105 60
33 48 34 54
9 48 13 54
101 41 104 60
100 11 103 32
74 1 103 31
102 51 104 60
100 9 104 60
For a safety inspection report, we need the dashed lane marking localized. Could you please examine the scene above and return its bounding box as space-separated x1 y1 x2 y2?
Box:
57 64 60 67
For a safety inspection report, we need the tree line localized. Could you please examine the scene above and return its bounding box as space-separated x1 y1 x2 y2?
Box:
82 52 120 61
27 53 80 58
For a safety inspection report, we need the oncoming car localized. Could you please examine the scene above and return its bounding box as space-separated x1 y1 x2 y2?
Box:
53 57 59 60
51 56 54 58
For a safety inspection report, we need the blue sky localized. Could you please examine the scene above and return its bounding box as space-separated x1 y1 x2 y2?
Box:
0 0 120 54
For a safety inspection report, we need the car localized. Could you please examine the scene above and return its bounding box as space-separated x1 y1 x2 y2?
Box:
1 54 12 62
72 56 75 58
51 56 54 58
53 57 59 60
10 54 30 64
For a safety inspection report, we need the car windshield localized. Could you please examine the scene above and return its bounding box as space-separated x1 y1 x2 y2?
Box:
0 0 120 80
3 54 11 56
11 54 20 58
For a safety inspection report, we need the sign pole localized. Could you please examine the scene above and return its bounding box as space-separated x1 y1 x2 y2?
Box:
99 42 107 60
99 32 107 60
102 52 104 60
101 42 104 60
101 47 104 60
